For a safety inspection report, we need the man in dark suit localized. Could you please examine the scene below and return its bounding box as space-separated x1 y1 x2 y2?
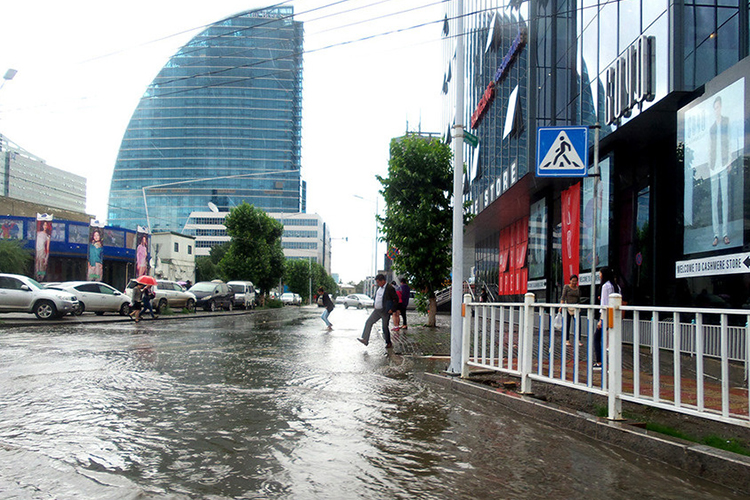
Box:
709 95 731 246
357 273 400 349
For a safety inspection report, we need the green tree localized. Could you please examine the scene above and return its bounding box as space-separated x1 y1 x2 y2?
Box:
284 259 338 304
219 203 285 301
377 134 454 326
195 243 228 282
0 239 31 275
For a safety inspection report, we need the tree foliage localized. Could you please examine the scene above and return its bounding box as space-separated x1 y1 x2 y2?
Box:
195 243 227 282
219 203 285 296
377 134 453 326
284 259 338 303
0 239 32 275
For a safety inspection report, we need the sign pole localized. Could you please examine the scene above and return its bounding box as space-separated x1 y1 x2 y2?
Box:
590 123 600 306
448 0 465 375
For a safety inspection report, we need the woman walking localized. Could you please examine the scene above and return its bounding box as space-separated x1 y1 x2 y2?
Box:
560 275 580 346
594 267 618 369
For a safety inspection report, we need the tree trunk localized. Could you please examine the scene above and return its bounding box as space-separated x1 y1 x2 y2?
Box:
427 296 437 327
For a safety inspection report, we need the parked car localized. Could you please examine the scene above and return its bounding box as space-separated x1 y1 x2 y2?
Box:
227 281 257 309
0 273 78 319
188 281 234 311
341 294 374 309
280 292 297 305
334 295 347 305
126 279 197 313
293 293 302 305
155 280 197 313
51 281 131 316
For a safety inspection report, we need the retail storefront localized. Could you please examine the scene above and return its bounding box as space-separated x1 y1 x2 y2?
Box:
446 1 750 308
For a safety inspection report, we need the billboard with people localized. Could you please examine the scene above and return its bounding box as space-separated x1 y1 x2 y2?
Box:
680 69 746 255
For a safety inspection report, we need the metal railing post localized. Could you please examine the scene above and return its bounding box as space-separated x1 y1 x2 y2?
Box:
608 293 623 420
521 293 535 394
461 294 473 378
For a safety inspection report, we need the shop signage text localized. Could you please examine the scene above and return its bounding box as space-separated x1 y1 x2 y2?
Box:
471 27 527 129
471 83 495 129
605 35 655 125
472 161 517 215
675 252 750 278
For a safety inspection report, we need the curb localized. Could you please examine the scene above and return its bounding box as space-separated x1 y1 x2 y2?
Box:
0 309 255 329
419 372 750 496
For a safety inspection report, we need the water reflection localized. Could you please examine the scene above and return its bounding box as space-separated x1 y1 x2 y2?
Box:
0 307 740 499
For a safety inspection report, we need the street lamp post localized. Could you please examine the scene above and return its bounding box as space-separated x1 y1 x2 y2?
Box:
353 194 378 277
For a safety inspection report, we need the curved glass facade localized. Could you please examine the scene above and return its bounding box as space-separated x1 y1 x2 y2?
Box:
108 7 304 232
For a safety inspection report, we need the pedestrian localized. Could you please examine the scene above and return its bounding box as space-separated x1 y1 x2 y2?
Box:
357 273 399 349
318 286 334 330
142 284 157 319
480 286 488 303
594 267 618 369
129 282 145 323
398 278 410 329
391 281 402 331
560 275 581 346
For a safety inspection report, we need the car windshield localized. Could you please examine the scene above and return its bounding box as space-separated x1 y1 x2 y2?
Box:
229 285 244 293
26 278 43 290
190 283 215 292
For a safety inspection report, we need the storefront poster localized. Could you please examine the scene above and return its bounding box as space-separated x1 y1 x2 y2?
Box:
136 226 150 278
561 183 581 283
681 78 745 254
35 214 52 282
87 222 104 281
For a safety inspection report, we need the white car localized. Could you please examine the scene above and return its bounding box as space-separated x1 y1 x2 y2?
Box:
52 281 132 316
155 280 197 313
228 281 257 309
342 294 374 309
281 292 301 305
0 273 78 319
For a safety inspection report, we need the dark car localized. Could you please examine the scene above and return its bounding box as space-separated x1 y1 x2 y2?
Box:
188 280 234 311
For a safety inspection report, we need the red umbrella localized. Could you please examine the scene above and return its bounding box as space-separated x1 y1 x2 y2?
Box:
137 275 157 286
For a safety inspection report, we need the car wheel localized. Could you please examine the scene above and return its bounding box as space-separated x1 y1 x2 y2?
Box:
157 299 168 314
186 298 196 313
74 302 85 316
208 300 216 312
357 303 362 309
119 303 130 316
34 300 57 320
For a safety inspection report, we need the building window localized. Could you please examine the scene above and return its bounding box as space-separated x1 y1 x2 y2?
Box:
188 245 192 255
174 242 179 252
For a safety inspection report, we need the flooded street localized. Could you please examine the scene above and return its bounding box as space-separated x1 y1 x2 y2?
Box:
0 307 739 499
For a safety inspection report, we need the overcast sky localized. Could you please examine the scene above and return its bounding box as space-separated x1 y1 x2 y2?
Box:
0 0 445 284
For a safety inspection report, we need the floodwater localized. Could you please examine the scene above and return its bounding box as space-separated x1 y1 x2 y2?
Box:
0 306 740 499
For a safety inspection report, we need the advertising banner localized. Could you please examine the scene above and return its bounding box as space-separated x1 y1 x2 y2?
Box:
136 226 150 278
87 220 105 281
35 213 53 282
561 183 581 283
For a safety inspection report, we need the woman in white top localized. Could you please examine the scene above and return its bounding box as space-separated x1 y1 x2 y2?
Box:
594 267 617 368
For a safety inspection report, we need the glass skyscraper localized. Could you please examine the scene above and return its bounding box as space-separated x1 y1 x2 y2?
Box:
107 6 304 232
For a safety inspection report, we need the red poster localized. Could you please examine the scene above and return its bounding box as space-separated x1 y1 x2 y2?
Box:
561 183 581 284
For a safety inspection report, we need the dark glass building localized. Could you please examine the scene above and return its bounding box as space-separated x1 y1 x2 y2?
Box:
108 6 304 232
445 1 750 308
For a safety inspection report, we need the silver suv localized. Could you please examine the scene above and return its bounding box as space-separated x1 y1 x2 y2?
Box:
125 279 197 313
0 273 79 319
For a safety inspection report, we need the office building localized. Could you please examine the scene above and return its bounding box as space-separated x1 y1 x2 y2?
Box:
445 1 750 307
0 135 86 213
183 210 331 273
107 6 304 232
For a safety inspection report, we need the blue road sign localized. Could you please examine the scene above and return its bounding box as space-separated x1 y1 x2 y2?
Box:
536 126 589 177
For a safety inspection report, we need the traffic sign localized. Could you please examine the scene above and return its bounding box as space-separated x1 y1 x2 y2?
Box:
463 130 479 148
536 126 588 177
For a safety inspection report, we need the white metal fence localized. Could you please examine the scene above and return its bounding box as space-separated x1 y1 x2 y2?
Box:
461 293 750 428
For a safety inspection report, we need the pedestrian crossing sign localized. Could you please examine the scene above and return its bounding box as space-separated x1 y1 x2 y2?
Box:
536 126 588 177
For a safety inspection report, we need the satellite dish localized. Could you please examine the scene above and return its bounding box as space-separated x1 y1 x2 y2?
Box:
207 202 219 213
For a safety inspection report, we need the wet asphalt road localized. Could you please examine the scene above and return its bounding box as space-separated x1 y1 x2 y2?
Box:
0 306 740 499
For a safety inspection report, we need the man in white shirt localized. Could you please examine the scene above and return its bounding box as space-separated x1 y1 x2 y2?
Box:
357 273 399 348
